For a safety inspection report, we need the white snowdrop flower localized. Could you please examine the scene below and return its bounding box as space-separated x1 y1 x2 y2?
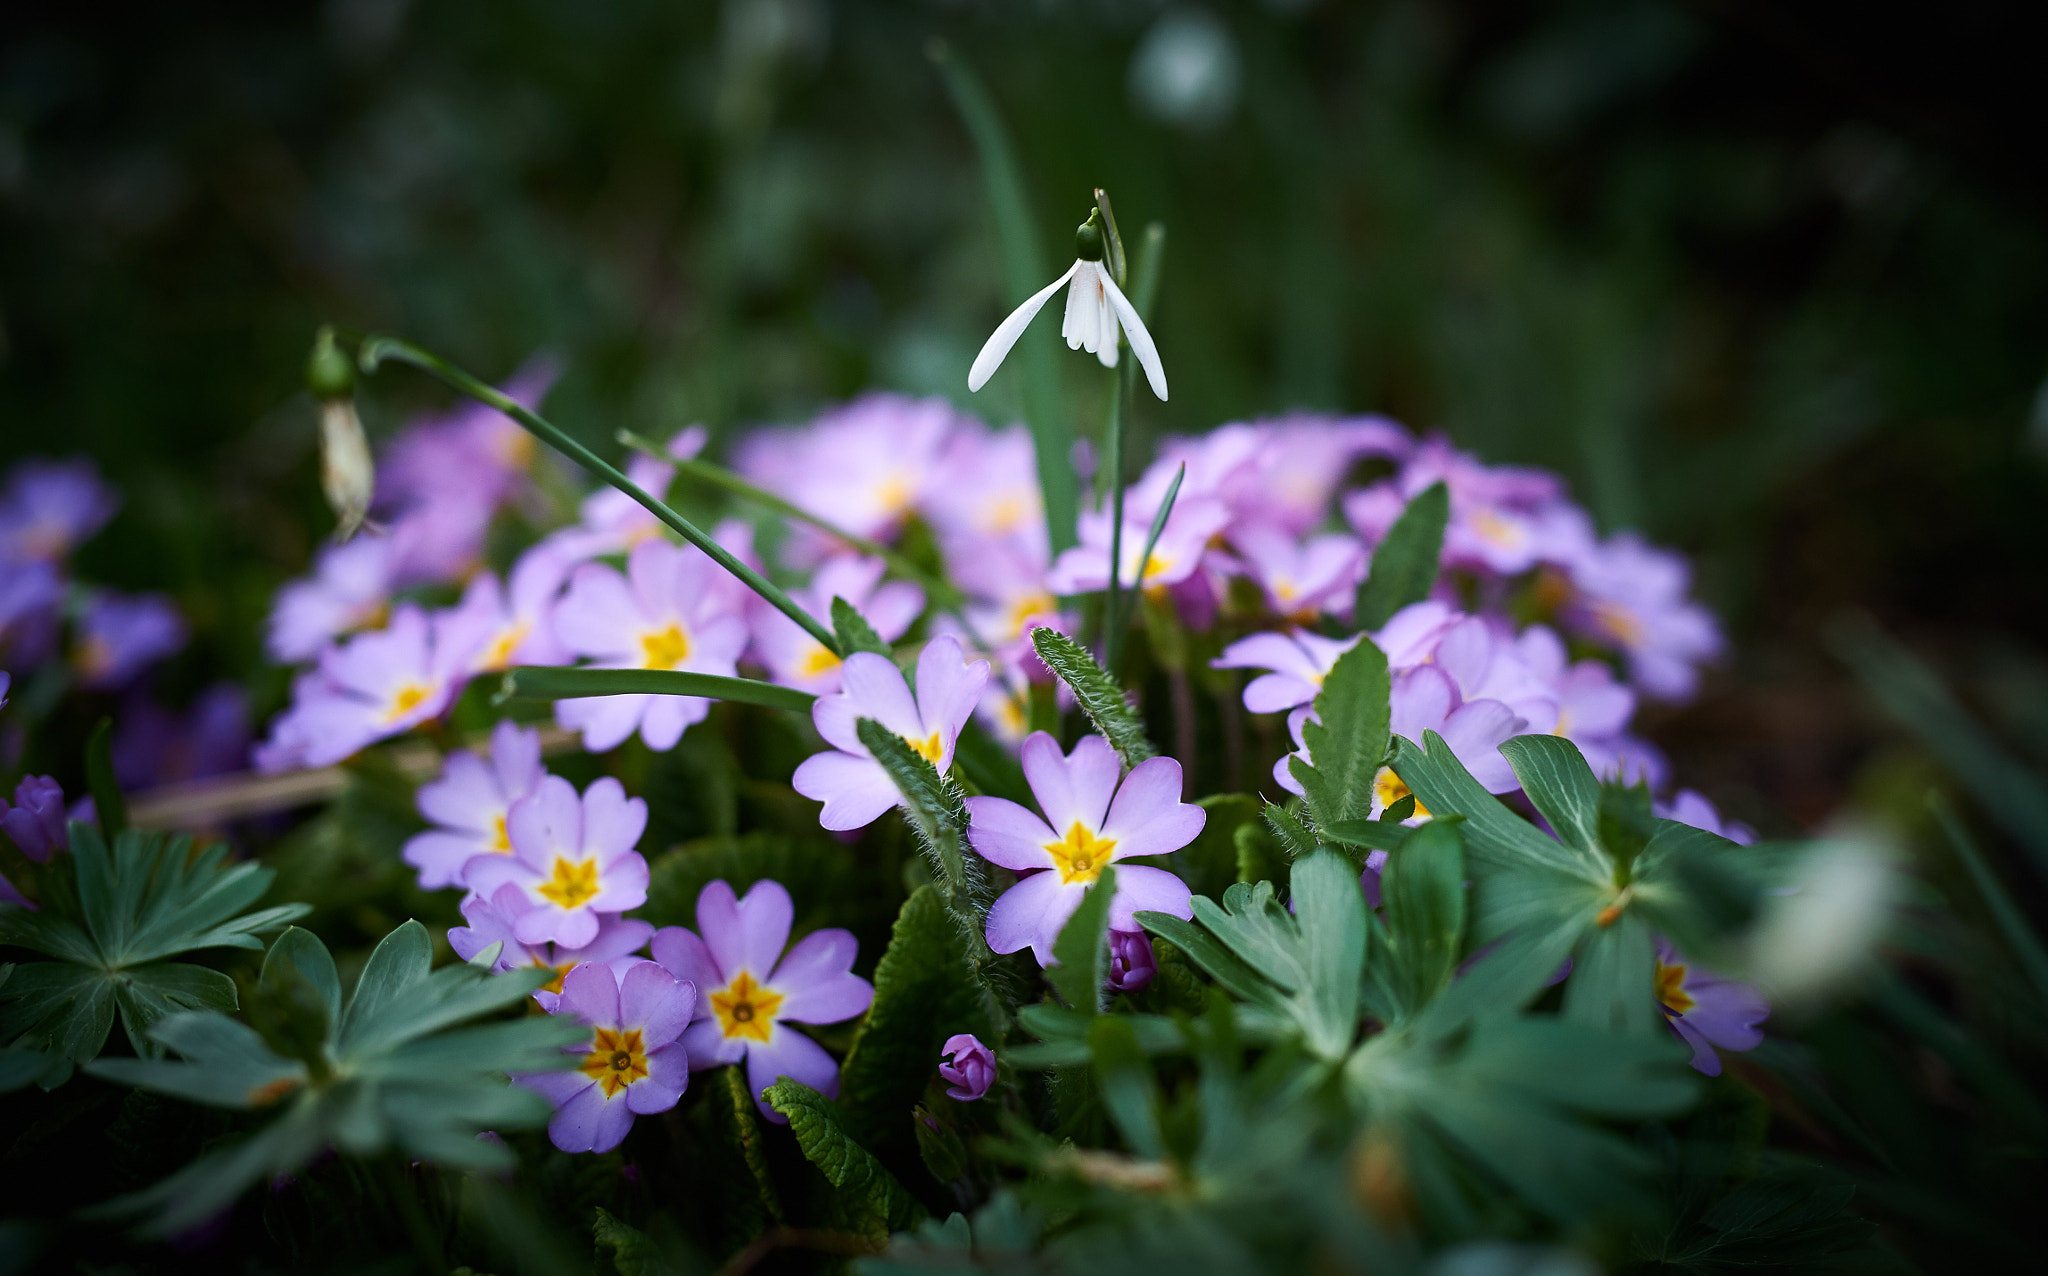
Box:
968 210 1168 401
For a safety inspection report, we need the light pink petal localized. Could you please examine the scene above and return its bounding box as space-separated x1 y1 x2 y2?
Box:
985 870 1085 966
618 961 696 1045
584 851 649 914
1020 732 1119 836
554 693 648 753
770 929 874 1024
627 1043 690 1114
1100 757 1203 857
506 774 582 871
517 902 596 951
573 918 654 966
550 1081 635 1153
745 1027 842 1120
791 751 900 831
682 1017 745 1069
1437 699 1527 793
698 878 793 983
461 854 531 898
837 651 923 738
1107 865 1194 930
1388 666 1458 741
416 750 501 833
1243 671 1318 714
553 564 644 660
559 962 624 1030
865 580 926 642
403 831 488 891
488 721 546 800
914 635 991 744
964 795 1061 872
582 777 649 862
650 925 723 994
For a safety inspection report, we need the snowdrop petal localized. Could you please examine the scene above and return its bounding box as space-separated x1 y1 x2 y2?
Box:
969 264 1079 392
1101 269 1167 400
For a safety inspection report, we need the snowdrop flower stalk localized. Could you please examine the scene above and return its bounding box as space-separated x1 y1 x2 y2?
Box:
968 205 1167 402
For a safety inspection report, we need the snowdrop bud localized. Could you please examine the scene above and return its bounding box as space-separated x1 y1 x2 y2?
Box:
307 327 375 542
1075 210 1106 263
1741 824 1901 1008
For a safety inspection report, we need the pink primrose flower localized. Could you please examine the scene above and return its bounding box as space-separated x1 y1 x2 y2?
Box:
1212 628 1364 715
733 395 959 563
549 539 748 752
254 604 475 771
967 732 1203 967
938 1034 996 1102
1653 937 1768 1076
448 883 654 1009
791 635 990 831
436 547 576 677
464 774 650 950
652 878 874 1121
71 591 187 689
1274 664 1526 809
518 961 696 1153
751 554 924 694
265 534 400 664
1224 524 1365 620
1561 531 1723 702
403 720 548 891
1044 495 1232 597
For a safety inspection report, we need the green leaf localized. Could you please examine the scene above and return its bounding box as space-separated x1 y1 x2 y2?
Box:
593 1207 688 1276
336 919 432 1054
1562 913 1659 1037
84 717 130 837
928 43 1073 555
261 925 341 1036
1262 803 1322 861
87 1013 304 1108
1293 639 1392 829
1089 1017 1165 1159
701 1064 783 1254
1392 733 1601 879
1046 866 1117 1013
832 596 892 657
111 963 239 1061
1353 482 1449 630
1134 912 1288 1014
764 1079 926 1241
1234 818 1288 891
1499 735 1603 854
1321 815 1415 854
1178 794 1260 899
838 886 1001 1158
1028 627 1158 767
1289 850 1367 1059
855 720 987 960
1380 819 1467 1013
499 665 816 713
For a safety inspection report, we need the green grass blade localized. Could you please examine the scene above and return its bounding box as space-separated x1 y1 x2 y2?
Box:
497 666 815 712
1933 794 2048 1007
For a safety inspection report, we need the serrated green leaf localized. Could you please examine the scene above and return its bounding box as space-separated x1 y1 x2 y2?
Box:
1295 639 1391 829
856 718 989 961
832 596 892 657
1262 803 1322 861
1353 482 1448 630
1028 627 1157 766
765 1079 926 1241
839 886 1001 1159
1046 865 1117 1013
1381 818 1467 1013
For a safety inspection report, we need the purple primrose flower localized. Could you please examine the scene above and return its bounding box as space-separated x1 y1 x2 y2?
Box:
465 774 650 950
543 426 708 562
752 554 924 694
1107 929 1157 993
550 539 748 752
0 774 68 861
1227 525 1365 619
252 604 473 772
1045 495 1232 598
1655 937 1768 1076
967 732 1203 966
792 634 990 831
1562 532 1723 702
1213 628 1363 715
111 683 251 788
518 961 696 1153
1656 790 1756 845
0 457 118 564
436 547 575 676
733 394 959 562
0 559 63 665
449 883 654 1009
938 1033 995 1102
403 719 548 891
265 535 399 664
652 878 875 1121
72 591 188 689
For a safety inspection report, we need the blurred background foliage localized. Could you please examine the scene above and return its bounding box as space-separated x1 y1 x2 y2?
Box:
6 0 2047 840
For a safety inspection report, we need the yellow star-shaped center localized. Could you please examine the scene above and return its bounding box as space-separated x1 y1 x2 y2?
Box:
711 970 785 1043
1044 821 1117 886
579 1026 649 1098
537 857 601 910
640 623 692 670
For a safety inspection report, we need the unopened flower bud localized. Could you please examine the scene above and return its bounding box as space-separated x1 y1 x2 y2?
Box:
937 1032 995 1101
305 326 356 401
1074 210 1106 263
1107 928 1156 992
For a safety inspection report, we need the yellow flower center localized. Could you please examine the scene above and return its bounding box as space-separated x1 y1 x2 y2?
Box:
1045 821 1117 886
907 730 946 766
1471 508 1524 549
537 857 601 909
1373 767 1430 819
996 691 1028 739
983 494 1026 533
640 623 692 670
876 474 914 514
488 813 511 853
579 1027 650 1098
536 959 576 996
711 970 785 1043
798 644 843 678
1005 592 1056 639
1590 600 1644 648
479 622 531 672
385 682 432 722
1656 960 1694 1016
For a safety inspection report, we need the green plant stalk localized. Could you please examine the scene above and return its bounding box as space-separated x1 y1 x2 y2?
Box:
1116 463 1185 674
615 429 963 609
356 335 841 658
1102 358 1133 672
928 42 1074 555
1933 794 2048 1007
1130 223 1166 320
497 666 816 713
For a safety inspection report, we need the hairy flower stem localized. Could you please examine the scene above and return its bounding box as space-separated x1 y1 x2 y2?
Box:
356 335 841 658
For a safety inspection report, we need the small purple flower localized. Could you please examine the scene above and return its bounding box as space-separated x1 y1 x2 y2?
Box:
449 883 654 1009
543 427 708 562
967 732 1203 966
1045 495 1232 597
752 555 925 694
72 591 188 689
1562 532 1723 702
265 535 399 664
252 604 471 772
1225 525 1364 619
0 558 63 665
435 547 575 676
1275 665 1526 811
1655 937 1768 1076
111 683 251 788
0 775 67 861
733 394 959 563
923 422 1047 560
378 359 555 515
1512 625 1636 771
1212 628 1363 714
792 635 990 831
465 775 650 950
0 457 118 564
1107 929 1157 993
652 878 875 1121
550 539 749 752
938 1034 995 1102
403 720 548 891
1656 790 1755 845
517 961 696 1154
1343 435 1583 578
